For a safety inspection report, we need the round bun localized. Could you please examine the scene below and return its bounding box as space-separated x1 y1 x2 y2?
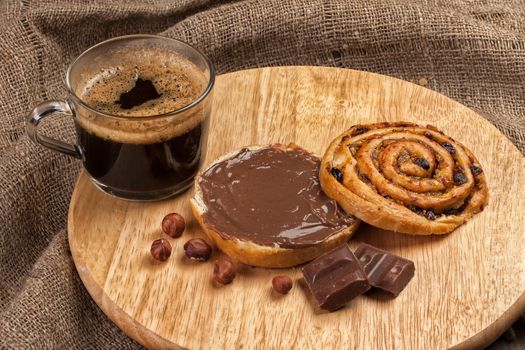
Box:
191 143 360 268
320 122 489 235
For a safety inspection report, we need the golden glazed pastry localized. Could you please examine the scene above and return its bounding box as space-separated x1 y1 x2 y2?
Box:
320 122 488 235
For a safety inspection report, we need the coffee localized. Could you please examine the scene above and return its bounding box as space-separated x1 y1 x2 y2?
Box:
78 46 205 117
74 45 210 200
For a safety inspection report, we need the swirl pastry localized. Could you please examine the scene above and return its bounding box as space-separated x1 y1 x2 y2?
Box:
320 122 488 235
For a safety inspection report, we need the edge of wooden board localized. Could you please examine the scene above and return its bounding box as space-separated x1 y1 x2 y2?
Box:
67 66 525 349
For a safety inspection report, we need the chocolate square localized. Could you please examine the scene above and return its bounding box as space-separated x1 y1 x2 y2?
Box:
301 244 371 312
354 243 415 296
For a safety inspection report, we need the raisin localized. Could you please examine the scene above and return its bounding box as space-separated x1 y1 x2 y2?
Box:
470 164 483 175
443 208 458 216
453 172 467 185
413 157 430 170
409 206 425 216
424 209 436 221
350 127 370 137
441 142 456 154
424 131 434 140
330 167 344 183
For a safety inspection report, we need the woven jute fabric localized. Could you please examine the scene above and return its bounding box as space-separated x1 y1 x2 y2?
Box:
1 0 524 348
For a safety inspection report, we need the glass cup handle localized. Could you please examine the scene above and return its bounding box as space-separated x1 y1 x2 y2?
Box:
27 100 83 159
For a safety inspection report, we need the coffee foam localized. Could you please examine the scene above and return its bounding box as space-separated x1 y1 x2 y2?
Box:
74 46 210 144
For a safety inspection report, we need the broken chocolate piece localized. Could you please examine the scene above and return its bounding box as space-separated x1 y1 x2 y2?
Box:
302 244 370 312
354 243 415 296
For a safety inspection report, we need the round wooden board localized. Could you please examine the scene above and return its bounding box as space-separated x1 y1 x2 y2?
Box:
68 66 525 350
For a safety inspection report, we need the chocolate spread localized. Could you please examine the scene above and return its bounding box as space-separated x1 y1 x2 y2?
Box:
199 146 356 248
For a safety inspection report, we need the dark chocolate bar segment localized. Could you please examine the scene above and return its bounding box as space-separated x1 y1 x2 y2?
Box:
301 244 371 312
354 243 415 296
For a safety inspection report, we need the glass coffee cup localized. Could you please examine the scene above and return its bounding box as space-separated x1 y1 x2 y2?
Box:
27 35 215 200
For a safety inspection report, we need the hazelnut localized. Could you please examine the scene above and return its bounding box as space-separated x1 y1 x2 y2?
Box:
272 275 293 294
184 238 212 261
150 238 171 262
162 213 185 238
213 259 236 284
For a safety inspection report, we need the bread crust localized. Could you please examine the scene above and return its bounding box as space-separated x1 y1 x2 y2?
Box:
191 143 360 268
320 122 489 235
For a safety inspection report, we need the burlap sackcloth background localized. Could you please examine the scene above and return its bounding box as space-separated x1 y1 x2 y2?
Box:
1 0 524 348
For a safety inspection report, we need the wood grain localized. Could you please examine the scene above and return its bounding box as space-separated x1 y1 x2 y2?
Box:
68 66 525 349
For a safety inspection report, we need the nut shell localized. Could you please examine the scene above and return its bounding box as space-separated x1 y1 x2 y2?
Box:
213 259 236 284
272 275 293 294
184 238 212 261
162 213 185 238
150 239 172 262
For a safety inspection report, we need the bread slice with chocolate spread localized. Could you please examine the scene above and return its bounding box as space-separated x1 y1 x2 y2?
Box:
191 143 360 268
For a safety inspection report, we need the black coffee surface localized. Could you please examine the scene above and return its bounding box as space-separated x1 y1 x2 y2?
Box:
116 78 162 110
